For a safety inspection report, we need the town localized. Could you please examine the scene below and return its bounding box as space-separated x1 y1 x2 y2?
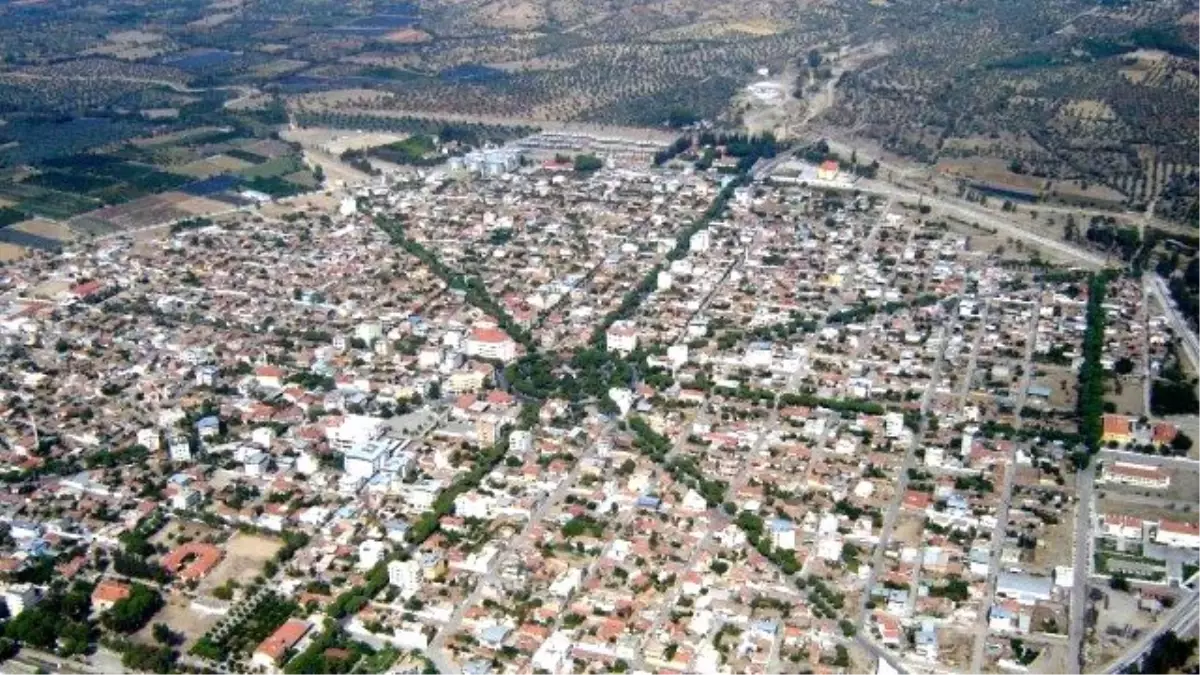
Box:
0 133 1195 675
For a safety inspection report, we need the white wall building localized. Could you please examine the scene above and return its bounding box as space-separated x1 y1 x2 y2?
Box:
606 320 639 354
465 326 518 363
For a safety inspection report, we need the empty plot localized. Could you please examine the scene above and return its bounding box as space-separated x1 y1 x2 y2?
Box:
196 532 284 596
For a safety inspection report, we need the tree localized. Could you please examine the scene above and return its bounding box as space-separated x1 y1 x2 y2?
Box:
1171 431 1194 452
573 154 603 173
1110 574 1131 592
103 584 163 633
152 623 176 646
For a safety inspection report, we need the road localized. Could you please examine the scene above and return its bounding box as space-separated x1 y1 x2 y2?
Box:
969 289 1043 672
425 423 611 674
1101 589 1199 674
1147 274 1200 372
858 300 961 628
1096 448 1200 471
1066 460 1097 673
631 403 773 672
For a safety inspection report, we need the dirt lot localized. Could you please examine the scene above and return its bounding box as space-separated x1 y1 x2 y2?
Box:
937 629 976 671
0 243 26 261
149 520 220 548
1096 492 1200 525
1085 586 1163 671
133 592 220 650
1032 514 1076 571
1104 376 1145 416
892 514 926 547
196 532 284 596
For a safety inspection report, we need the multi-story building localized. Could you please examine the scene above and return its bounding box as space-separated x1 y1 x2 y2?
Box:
606 320 639 354
465 326 517 363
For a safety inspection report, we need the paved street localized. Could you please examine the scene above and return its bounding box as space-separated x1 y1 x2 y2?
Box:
969 289 1043 673
426 424 611 674
1066 460 1097 673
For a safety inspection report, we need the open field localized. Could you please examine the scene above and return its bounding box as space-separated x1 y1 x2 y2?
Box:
133 593 220 651
196 532 285 596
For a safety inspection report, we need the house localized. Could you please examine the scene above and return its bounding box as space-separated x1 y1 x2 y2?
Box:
91 579 132 612
255 365 285 389
2 583 42 616
1100 461 1170 490
817 160 840 181
914 620 939 661
1101 414 1134 445
465 326 517 363
252 619 312 670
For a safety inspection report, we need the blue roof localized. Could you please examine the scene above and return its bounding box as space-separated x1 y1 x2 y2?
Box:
464 660 492 675
196 416 220 428
480 625 510 644
1026 385 1052 397
769 518 794 533
636 496 661 508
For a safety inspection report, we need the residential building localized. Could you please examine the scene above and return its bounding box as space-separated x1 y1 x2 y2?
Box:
465 326 517 363
606 320 639 354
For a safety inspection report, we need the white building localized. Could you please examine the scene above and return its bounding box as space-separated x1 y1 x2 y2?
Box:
387 559 422 599
2 583 41 616
667 344 688 368
769 519 796 551
465 326 518 363
996 572 1053 605
690 229 711 253
1155 519 1200 549
168 435 192 462
357 539 387 571
137 428 162 452
509 430 534 454
657 271 673 291
345 437 404 480
326 415 386 453
356 321 384 344
1101 513 1144 540
606 320 639 354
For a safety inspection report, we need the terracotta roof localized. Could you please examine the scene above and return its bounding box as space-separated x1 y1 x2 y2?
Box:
161 542 223 580
470 327 511 344
91 579 132 604
255 619 311 662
